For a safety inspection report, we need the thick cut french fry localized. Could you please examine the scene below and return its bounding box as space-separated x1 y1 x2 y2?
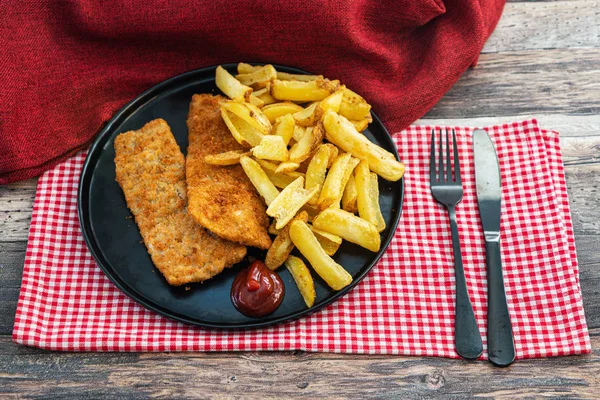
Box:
289 221 352 291
329 156 360 209
216 66 252 102
265 211 308 270
220 109 255 148
255 159 303 188
317 88 344 114
309 225 342 256
240 156 280 205
285 256 316 307
293 125 307 142
305 144 337 205
322 111 404 182
235 64 277 88
237 62 263 74
370 172 386 232
253 87 277 105
351 118 370 132
262 102 304 123
267 177 318 229
248 94 264 108
317 153 352 210
277 72 322 82
355 160 384 231
342 173 358 213
313 208 380 252
339 87 372 120
289 122 325 163
221 101 272 136
275 161 300 174
268 220 280 235
273 114 295 145
251 135 289 161
270 79 340 102
204 150 251 166
293 102 321 127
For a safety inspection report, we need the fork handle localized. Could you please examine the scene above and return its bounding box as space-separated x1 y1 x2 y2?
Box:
448 206 483 360
485 239 515 367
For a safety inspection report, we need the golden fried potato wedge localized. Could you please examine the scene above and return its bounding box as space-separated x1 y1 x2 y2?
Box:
293 102 322 127
285 255 316 307
236 64 277 88
322 111 404 182
253 87 277 105
248 94 264 108
289 220 352 291
289 122 325 163
216 66 252 102
270 78 340 102
293 125 307 142
317 88 344 115
204 150 251 166
342 173 358 213
251 135 289 162
221 101 272 136
267 177 318 229
237 62 263 74
317 153 352 210
305 144 337 205
262 101 304 124
277 72 322 82
268 220 280 235
339 87 372 121
355 160 385 232
273 114 295 145
351 118 370 132
254 159 303 188
309 225 342 256
265 211 309 270
240 156 280 205
220 109 259 148
313 208 380 252
275 161 300 174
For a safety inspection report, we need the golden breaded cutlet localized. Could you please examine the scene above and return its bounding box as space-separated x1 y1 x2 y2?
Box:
114 119 246 286
186 94 271 250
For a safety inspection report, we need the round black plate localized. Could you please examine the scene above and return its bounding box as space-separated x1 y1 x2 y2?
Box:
78 64 404 329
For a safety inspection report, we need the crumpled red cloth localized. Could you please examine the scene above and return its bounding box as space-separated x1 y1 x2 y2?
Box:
0 0 505 184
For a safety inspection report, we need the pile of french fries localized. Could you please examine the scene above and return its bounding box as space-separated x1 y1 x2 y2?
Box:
211 64 405 308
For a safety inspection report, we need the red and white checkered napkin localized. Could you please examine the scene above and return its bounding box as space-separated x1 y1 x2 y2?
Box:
13 119 590 358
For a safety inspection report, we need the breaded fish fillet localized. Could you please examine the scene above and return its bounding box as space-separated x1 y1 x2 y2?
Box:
114 119 246 286
186 94 271 250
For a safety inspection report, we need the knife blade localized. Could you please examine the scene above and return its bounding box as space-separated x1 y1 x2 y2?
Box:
473 129 515 367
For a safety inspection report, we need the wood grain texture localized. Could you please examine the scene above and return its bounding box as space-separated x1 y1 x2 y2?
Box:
423 49 600 119
0 334 599 399
484 1 600 53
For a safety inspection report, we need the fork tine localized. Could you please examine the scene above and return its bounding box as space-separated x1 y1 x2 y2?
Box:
438 128 444 182
430 129 436 182
453 129 461 183
446 129 452 182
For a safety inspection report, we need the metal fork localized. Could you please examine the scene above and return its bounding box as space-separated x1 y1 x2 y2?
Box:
430 128 483 360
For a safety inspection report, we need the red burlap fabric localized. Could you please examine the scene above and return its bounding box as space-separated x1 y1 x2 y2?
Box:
0 0 505 184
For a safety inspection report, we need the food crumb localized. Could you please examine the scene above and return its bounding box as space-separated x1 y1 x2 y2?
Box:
185 286 191 291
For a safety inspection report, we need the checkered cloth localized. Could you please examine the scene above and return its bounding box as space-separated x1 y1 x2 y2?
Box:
13 119 590 358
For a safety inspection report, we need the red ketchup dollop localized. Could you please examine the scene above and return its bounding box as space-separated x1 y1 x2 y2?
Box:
231 260 285 317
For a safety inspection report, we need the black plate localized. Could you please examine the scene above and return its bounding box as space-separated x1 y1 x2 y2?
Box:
78 64 404 329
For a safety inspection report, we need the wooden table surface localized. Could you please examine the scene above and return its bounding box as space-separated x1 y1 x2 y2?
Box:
2 1 600 398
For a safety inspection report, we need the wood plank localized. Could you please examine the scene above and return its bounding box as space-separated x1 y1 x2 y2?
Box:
484 1 600 53
0 333 598 399
0 179 37 242
424 49 600 119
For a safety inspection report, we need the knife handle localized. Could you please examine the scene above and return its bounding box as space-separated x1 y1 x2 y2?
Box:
448 206 483 360
485 239 515 367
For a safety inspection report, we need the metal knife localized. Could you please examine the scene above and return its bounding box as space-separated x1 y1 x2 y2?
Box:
473 129 515 367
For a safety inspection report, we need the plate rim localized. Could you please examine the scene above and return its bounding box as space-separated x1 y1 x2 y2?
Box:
77 63 405 329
